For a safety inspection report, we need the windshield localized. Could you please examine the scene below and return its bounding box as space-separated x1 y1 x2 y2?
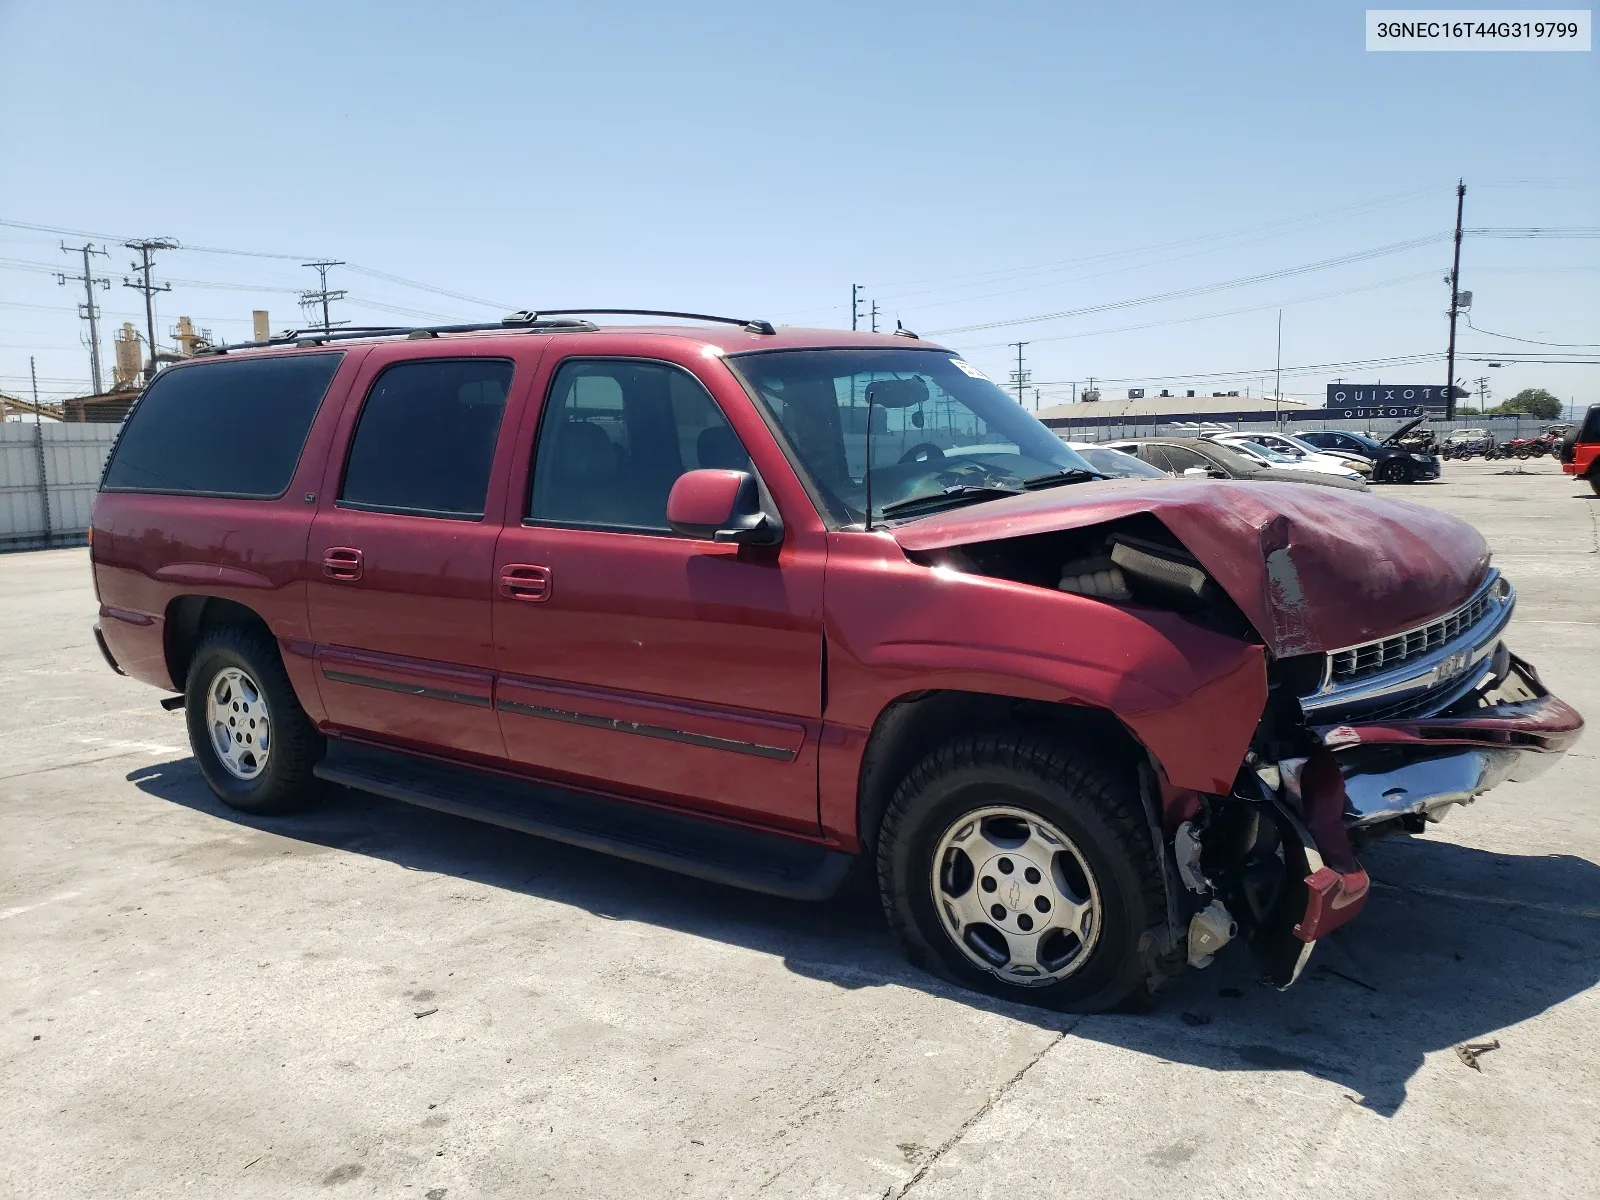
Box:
729 348 1097 524
1281 434 1326 457
1233 440 1296 464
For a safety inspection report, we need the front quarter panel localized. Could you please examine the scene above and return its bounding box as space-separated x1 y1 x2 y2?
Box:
819 531 1267 844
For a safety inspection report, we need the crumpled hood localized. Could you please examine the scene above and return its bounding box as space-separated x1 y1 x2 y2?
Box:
891 479 1490 657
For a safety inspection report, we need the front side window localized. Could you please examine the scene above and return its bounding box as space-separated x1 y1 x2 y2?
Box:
102 352 343 497
528 358 750 532
340 358 513 519
728 348 1095 525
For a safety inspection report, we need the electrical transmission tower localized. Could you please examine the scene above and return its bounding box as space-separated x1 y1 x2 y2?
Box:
869 300 880 333
301 260 348 333
57 242 110 394
851 283 864 331
123 238 178 385
1007 341 1031 406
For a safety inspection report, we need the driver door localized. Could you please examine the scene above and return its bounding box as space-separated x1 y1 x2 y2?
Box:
491 354 827 834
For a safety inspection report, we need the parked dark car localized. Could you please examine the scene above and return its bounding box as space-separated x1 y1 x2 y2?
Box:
1298 421 1441 484
1100 437 1368 490
90 313 1581 1012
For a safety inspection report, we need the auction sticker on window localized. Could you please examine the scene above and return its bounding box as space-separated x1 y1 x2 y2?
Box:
950 359 991 380
1368 10 1590 49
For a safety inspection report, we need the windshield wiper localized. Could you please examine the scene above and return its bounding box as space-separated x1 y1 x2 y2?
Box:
1021 467 1106 489
879 484 1022 519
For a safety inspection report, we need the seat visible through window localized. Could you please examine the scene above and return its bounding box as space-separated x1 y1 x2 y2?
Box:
529 359 751 532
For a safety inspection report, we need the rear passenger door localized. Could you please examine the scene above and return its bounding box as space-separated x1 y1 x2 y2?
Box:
306 349 538 761
491 353 827 834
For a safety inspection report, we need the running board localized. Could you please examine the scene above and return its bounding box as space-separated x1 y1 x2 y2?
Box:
313 740 854 901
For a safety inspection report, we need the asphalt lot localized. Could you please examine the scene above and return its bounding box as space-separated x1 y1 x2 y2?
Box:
3 458 1597 1200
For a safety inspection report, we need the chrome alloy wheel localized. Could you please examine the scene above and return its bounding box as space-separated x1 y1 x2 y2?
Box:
931 806 1102 986
205 666 271 781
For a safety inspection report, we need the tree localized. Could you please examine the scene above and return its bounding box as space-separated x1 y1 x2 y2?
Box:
1495 388 1562 420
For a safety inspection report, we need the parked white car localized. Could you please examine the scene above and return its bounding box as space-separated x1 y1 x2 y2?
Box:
1208 433 1367 480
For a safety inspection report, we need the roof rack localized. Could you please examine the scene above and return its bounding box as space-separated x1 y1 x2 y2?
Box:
198 308 777 356
507 309 776 335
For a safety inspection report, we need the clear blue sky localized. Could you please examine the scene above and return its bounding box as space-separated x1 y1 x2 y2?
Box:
2 0 1595 409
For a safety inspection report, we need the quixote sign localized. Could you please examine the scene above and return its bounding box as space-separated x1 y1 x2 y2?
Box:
1325 384 1461 417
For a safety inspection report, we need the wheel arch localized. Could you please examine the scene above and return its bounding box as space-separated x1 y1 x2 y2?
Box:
164 594 274 690
854 689 1149 857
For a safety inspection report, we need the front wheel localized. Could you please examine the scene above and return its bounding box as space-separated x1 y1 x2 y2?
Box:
876 735 1169 1012
185 625 324 814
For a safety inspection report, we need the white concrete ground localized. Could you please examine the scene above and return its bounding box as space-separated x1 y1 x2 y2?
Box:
2 459 1596 1199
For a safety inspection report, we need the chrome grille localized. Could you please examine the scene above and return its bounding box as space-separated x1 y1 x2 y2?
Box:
1329 581 1498 684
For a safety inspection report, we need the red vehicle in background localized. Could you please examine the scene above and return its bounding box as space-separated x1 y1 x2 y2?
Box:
1560 405 1600 493
89 313 1583 1011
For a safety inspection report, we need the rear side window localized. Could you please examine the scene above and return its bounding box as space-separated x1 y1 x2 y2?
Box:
340 358 513 519
101 353 343 497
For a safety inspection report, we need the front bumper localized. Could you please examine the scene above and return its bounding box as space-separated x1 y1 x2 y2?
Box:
1314 655 1583 830
1256 655 1582 981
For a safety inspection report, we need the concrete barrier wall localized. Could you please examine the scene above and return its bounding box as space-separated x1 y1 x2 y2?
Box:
0 422 121 550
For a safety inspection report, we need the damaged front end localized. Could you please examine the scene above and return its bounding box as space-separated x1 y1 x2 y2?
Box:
1178 569 1583 988
891 481 1584 992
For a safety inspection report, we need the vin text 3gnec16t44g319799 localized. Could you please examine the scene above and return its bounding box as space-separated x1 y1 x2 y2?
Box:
89 312 1584 1011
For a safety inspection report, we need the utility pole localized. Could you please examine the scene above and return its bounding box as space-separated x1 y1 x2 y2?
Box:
301 260 347 334
123 238 177 385
1274 309 1283 430
57 243 110 394
1444 180 1466 421
1007 342 1030 406
851 283 863 331
869 299 879 333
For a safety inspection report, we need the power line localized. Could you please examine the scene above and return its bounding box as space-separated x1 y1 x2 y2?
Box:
927 234 1453 337
1464 316 1599 347
55 242 109 394
864 184 1445 296
122 238 177 385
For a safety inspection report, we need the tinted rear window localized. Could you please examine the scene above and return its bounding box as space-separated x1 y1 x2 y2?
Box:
102 353 343 497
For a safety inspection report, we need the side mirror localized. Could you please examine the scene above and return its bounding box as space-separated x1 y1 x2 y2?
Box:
666 469 783 546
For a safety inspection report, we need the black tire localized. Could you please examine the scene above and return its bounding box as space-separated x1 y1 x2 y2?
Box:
876 734 1169 1012
1590 474 1600 497
184 625 324 814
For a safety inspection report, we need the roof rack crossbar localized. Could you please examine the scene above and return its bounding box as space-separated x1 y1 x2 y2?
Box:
511 309 776 334
196 308 777 356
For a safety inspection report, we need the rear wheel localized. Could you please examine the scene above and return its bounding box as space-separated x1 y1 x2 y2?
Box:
1590 474 1600 496
184 625 323 814
876 734 1169 1012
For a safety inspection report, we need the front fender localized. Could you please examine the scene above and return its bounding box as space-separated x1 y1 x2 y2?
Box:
819 533 1267 841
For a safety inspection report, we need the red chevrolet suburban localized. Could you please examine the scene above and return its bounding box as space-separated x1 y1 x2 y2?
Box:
90 312 1584 1011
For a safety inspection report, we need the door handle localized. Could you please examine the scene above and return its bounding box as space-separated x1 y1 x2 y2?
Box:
323 547 363 581
500 564 552 602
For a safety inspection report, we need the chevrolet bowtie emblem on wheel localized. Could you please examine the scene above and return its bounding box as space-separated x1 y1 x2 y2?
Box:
1007 880 1024 911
